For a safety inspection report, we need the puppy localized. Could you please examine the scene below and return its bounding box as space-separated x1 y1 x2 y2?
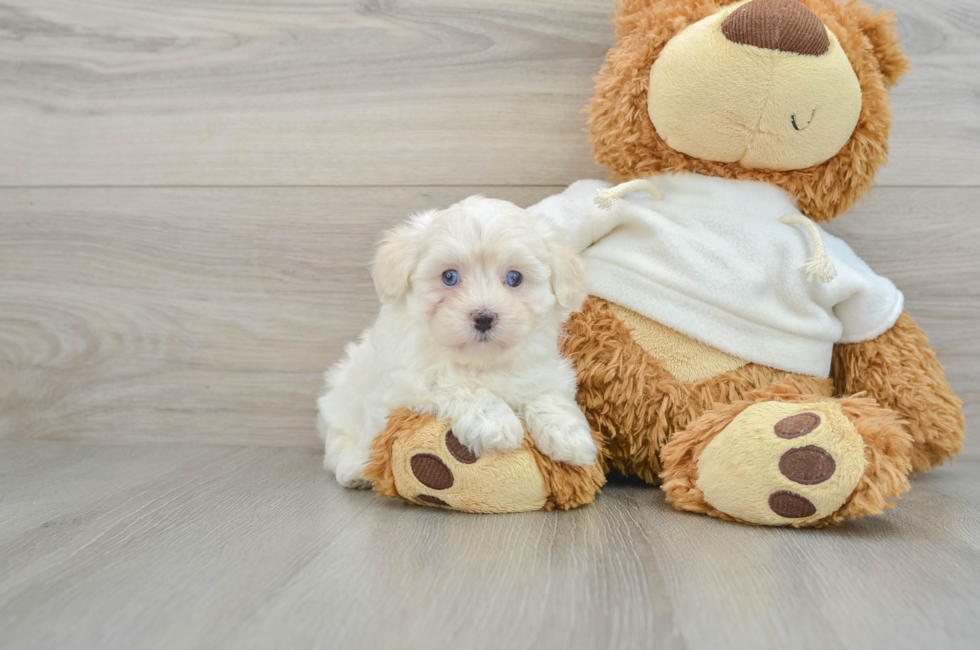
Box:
318 196 597 488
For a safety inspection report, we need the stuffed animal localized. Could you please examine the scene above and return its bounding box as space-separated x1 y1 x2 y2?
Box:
363 0 965 525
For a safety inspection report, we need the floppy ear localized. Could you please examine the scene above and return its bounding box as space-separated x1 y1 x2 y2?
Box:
548 239 588 316
372 220 421 304
855 6 911 88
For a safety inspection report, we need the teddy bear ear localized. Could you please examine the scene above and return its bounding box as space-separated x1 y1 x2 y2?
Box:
853 5 911 88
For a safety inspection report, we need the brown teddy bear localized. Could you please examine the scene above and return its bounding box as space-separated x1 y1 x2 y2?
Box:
363 0 965 527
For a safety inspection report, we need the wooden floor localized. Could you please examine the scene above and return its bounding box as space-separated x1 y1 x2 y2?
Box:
0 441 977 650
1 1 978 648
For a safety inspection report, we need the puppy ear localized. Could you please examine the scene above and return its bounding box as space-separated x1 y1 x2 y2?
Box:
855 6 911 88
548 239 587 316
372 218 423 304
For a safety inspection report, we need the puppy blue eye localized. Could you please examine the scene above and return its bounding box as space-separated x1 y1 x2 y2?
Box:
506 271 522 287
442 270 459 286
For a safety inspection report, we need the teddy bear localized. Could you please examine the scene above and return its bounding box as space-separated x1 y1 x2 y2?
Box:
362 0 965 526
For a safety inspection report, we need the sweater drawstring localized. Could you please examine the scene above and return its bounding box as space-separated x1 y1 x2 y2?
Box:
594 179 662 210
780 215 837 283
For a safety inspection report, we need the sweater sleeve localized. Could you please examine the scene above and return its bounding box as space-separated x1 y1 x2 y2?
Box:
527 180 636 253
822 232 905 344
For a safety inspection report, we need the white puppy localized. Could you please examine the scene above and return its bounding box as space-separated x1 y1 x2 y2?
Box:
318 196 597 488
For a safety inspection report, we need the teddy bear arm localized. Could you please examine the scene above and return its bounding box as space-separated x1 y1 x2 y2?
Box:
831 310 965 472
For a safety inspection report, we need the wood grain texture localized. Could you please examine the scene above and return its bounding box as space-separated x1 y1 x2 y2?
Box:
0 186 562 446
0 0 977 187
0 441 977 650
1 186 976 448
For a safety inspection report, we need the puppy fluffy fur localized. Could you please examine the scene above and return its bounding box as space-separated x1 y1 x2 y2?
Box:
318 196 596 488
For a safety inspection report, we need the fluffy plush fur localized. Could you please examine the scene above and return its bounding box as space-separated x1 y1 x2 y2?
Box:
566 297 920 527
563 297 834 483
589 0 911 222
318 197 596 488
832 311 965 472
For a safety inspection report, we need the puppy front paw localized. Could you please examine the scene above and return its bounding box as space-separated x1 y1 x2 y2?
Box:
324 434 372 489
452 401 525 457
526 403 597 466
334 457 372 489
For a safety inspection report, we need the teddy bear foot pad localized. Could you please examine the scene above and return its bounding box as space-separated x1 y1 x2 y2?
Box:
695 401 868 526
364 409 605 513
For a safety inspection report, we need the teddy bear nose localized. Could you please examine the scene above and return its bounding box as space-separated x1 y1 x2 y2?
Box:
721 0 830 56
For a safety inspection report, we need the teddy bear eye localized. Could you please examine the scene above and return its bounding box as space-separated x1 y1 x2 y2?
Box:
442 270 459 286
506 271 522 287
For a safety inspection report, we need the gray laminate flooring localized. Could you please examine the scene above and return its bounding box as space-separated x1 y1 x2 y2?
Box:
1 441 978 650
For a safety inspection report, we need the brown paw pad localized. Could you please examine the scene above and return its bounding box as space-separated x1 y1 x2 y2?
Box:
768 491 817 518
774 412 821 439
416 495 450 507
410 453 454 490
445 430 478 464
779 445 836 485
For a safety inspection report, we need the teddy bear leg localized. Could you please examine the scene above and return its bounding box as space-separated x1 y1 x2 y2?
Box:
833 311 965 473
660 393 914 527
362 408 605 513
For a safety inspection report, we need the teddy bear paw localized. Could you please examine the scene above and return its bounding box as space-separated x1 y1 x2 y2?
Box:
388 418 550 513
695 401 868 526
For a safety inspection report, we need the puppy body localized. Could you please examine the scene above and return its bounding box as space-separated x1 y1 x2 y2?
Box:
318 197 596 488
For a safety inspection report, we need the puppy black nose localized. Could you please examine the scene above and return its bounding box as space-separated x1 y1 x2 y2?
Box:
473 311 495 333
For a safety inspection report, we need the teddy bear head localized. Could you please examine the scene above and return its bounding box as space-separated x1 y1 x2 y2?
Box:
588 0 910 222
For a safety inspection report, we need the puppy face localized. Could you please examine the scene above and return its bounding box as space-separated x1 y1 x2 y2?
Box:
373 197 586 360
